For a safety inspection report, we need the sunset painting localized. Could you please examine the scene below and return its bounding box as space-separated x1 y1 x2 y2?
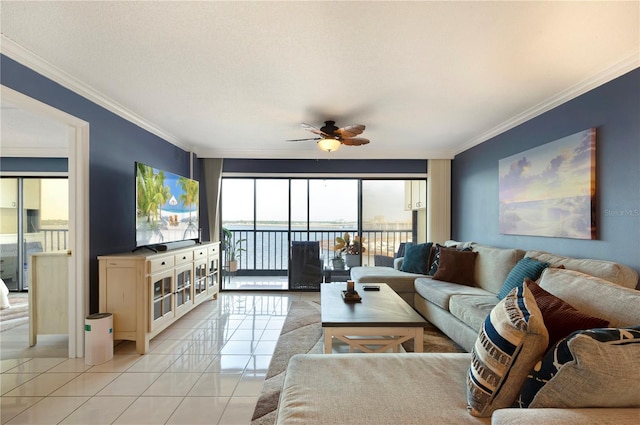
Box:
499 129 596 239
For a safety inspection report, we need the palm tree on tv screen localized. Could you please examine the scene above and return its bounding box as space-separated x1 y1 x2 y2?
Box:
178 176 199 238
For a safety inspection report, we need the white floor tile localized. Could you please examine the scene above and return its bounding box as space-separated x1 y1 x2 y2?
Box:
205 355 252 373
96 372 161 396
188 372 242 396
142 372 202 396
3 357 67 374
1 372 39 395
58 396 136 425
111 396 183 425
0 396 43 424
166 353 216 373
1 292 298 425
125 353 180 373
165 396 229 424
234 372 267 396
49 372 120 396
218 396 259 425
87 354 141 372
4 372 80 397
5 396 89 425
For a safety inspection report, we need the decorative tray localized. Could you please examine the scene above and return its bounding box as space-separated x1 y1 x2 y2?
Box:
341 290 362 303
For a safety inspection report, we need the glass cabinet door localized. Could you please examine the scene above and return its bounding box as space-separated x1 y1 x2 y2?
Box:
149 269 174 331
207 248 219 296
175 264 193 316
193 260 208 302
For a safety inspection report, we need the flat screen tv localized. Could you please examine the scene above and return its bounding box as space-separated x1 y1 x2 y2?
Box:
135 162 199 247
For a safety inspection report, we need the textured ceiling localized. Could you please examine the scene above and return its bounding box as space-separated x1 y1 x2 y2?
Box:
1 1 638 159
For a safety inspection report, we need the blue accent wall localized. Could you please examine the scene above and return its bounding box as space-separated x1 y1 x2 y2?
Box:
0 157 68 172
1 54 192 311
223 159 427 174
452 68 640 280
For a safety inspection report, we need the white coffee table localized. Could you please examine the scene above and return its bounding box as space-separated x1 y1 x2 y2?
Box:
321 282 427 353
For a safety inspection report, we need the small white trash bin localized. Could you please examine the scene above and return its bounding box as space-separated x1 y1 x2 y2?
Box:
85 313 113 365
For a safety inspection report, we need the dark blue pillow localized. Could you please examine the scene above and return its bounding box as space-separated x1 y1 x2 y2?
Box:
498 257 550 300
400 242 432 274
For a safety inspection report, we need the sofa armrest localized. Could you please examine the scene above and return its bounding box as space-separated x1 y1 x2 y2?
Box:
394 257 403 270
492 408 640 425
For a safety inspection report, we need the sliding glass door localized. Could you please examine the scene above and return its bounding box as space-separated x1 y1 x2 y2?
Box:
361 180 413 267
0 177 68 291
220 177 420 290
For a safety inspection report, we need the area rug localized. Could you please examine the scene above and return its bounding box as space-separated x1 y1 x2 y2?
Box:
250 300 464 425
0 293 29 333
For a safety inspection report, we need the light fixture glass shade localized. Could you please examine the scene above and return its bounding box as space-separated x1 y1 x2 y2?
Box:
318 138 341 152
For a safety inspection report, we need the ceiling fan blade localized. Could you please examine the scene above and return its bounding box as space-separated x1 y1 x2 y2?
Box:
337 124 365 138
341 137 370 146
301 123 330 138
286 137 321 142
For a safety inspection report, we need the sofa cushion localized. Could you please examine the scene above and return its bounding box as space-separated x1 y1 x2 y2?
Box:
498 257 550 300
537 267 640 327
433 248 478 286
526 278 609 350
400 242 433 274
467 283 548 417
415 277 492 310
472 245 526 294
278 353 491 425
350 266 426 294
526 250 639 289
449 294 499 333
516 326 640 409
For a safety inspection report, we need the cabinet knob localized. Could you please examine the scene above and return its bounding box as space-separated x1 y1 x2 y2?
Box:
161 261 166 265
182 256 187 260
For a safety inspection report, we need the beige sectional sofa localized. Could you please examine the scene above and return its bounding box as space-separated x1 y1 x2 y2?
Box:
277 243 640 424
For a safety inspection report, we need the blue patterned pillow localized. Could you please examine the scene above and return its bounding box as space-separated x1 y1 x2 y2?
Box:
515 326 640 408
498 257 550 300
400 242 432 274
467 284 548 417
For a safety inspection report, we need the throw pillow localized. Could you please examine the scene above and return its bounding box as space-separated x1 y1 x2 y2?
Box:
498 257 550 300
515 326 640 408
432 248 478 286
466 284 548 417
399 242 432 274
428 244 471 276
525 278 609 350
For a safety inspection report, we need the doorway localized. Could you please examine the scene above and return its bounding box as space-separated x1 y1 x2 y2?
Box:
1 85 89 358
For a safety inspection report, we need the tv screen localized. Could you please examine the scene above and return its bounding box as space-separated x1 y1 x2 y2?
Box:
135 162 199 247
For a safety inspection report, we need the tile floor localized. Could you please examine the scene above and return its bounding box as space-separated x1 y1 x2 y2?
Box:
1 291 320 425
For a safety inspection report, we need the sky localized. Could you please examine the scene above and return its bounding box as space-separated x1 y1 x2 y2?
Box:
222 179 412 224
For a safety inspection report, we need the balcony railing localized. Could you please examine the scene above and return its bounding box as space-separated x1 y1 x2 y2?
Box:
223 228 412 273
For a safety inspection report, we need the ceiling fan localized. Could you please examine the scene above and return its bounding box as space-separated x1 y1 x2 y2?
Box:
287 120 370 152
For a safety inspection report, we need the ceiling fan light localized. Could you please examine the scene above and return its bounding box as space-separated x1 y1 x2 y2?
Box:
318 138 341 152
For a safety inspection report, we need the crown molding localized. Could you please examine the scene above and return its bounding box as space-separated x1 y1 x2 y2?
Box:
0 146 69 158
455 53 640 156
1 36 192 153
193 146 455 160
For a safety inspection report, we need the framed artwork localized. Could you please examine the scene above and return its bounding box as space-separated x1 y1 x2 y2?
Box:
499 128 596 239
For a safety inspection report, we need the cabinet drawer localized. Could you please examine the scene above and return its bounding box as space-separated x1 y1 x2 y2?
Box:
174 251 193 265
149 256 175 274
208 245 219 257
103 259 138 268
193 247 208 260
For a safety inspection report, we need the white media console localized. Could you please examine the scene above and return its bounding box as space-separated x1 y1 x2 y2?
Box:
98 242 220 354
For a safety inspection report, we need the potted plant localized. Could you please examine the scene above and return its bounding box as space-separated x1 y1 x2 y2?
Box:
334 232 366 268
331 251 345 270
223 227 246 272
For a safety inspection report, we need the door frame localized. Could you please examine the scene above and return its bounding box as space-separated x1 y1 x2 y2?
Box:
1 85 90 358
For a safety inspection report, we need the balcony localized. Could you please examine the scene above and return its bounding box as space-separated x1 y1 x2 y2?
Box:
221 228 412 290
